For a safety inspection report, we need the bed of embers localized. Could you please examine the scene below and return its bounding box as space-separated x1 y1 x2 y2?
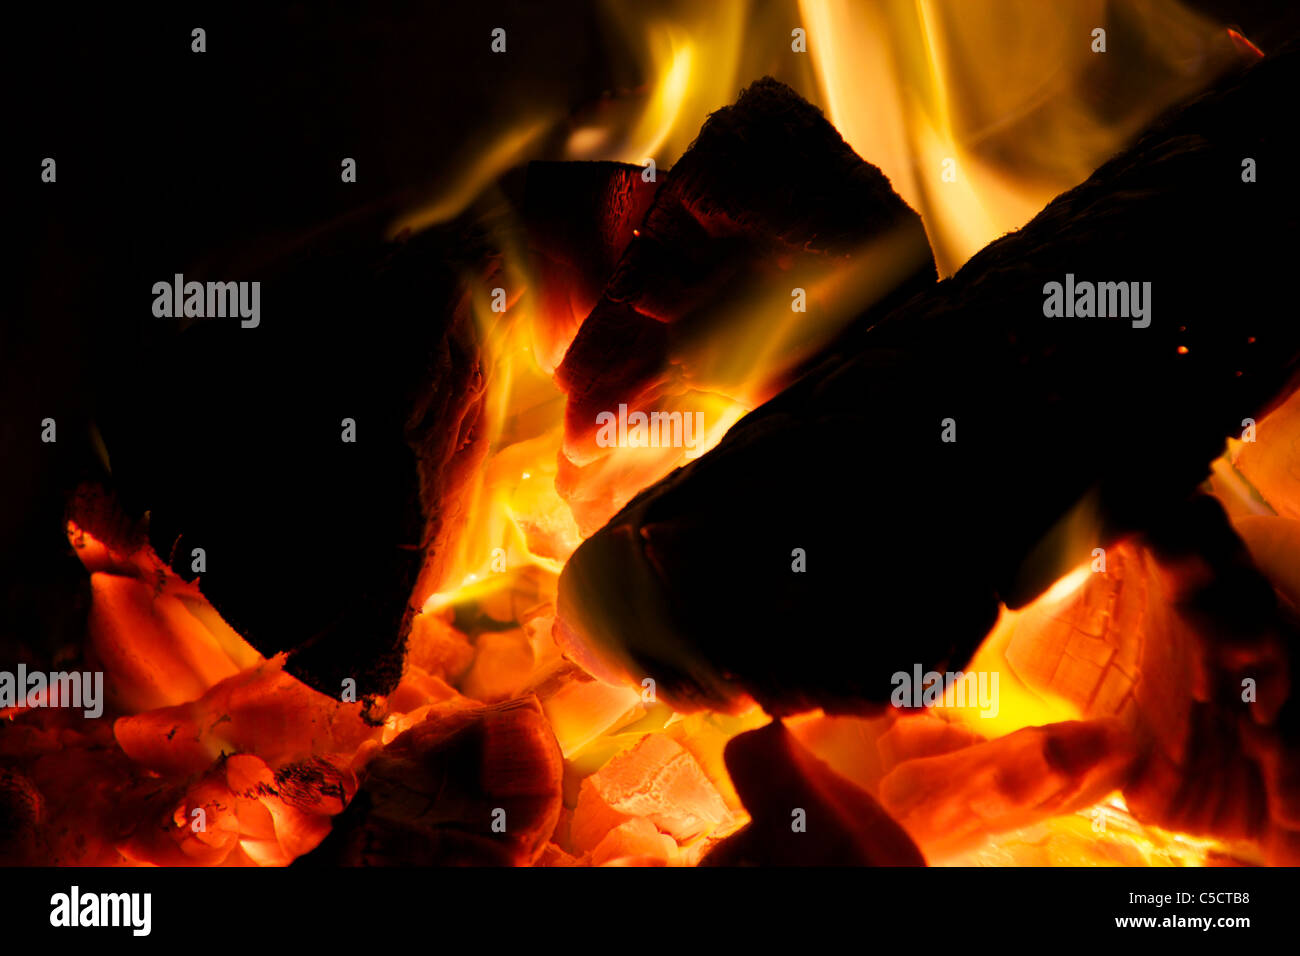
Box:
4 13 1300 869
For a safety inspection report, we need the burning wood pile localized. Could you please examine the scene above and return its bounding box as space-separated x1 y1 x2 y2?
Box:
3 8 1299 869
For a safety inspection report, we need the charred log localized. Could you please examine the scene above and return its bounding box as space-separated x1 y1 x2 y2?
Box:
523 160 661 327
557 44 1300 716
555 77 938 464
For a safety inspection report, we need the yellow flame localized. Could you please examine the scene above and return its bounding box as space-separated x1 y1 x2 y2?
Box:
390 119 553 238
944 603 1082 740
566 1 756 167
567 33 695 164
802 0 1244 274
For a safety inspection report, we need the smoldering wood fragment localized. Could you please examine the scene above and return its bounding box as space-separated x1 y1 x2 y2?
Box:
557 43 1300 716
523 161 661 319
297 696 563 866
556 76 937 462
98 219 492 698
702 720 925 866
553 298 670 421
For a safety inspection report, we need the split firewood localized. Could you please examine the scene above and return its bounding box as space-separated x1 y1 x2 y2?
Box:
299 696 563 866
703 719 925 866
555 76 937 466
557 42 1300 717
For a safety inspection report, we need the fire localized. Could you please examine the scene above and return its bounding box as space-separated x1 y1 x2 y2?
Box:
564 2 755 165
5 2 1289 869
801 0 1249 274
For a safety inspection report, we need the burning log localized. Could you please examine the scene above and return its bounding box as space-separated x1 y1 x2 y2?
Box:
557 43 1300 717
98 220 491 699
555 76 938 466
299 696 563 866
523 161 661 369
703 719 925 866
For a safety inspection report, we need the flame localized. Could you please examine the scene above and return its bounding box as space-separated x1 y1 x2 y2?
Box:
802 0 1249 274
564 1 753 166
405 0 1270 868
566 32 695 163
13 2 1278 868
419 261 578 616
390 119 555 238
